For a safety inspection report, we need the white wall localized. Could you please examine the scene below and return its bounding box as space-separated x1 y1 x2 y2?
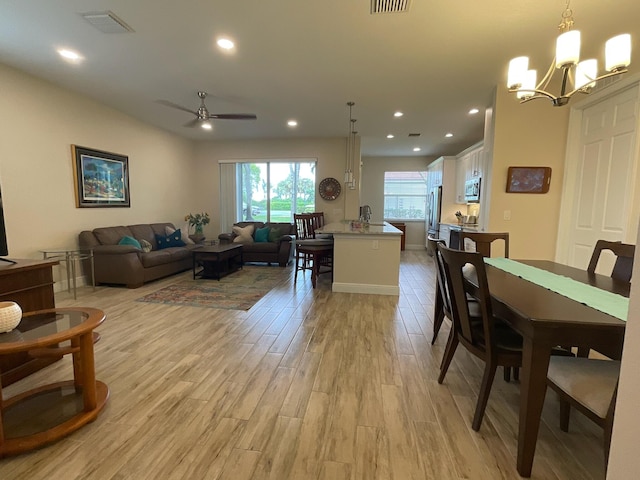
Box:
0 63 197 260
361 155 437 249
606 222 640 479
193 137 352 236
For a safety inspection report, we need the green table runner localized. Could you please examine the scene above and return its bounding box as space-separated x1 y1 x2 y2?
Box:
484 257 629 321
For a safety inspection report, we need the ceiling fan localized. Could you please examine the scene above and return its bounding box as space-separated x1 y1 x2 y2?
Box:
157 91 257 128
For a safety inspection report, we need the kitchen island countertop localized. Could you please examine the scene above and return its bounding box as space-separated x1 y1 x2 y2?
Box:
317 220 403 235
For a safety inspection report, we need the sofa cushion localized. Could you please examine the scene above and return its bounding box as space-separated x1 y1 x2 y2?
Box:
166 225 195 245
233 224 255 243
140 250 174 268
255 226 270 243
139 239 153 253
156 230 186 249
268 227 282 242
118 236 141 249
94 226 134 246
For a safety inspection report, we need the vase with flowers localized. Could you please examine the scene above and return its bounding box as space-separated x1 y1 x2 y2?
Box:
185 212 210 243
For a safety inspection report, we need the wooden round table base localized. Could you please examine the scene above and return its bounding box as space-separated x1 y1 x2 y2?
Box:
0 380 109 457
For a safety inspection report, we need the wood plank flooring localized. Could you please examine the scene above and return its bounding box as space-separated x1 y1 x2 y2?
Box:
0 250 606 479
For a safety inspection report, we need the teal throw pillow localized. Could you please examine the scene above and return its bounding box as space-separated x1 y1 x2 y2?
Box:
118 236 141 249
268 227 282 242
155 229 186 249
255 226 270 243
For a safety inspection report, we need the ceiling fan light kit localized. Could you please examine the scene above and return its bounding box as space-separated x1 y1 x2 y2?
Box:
157 91 257 129
506 1 631 106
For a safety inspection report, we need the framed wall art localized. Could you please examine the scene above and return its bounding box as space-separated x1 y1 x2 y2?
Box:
72 145 130 208
506 166 552 194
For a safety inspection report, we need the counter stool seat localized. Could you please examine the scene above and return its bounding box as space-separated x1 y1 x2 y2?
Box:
295 241 333 288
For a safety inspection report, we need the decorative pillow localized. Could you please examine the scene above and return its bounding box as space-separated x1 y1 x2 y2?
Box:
166 225 195 245
139 238 153 253
118 236 141 249
232 224 255 244
255 226 270 243
155 230 186 249
268 227 282 243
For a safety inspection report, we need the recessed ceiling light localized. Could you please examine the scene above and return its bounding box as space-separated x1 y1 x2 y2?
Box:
386 134 394 139
394 111 403 117
469 108 480 115
57 48 83 62
413 147 421 152
216 38 235 50
201 122 212 130
287 120 298 127
445 133 453 138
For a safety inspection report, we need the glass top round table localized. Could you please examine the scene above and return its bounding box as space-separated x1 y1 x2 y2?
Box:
0 307 108 458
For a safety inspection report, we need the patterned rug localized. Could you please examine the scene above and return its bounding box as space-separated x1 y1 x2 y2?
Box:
136 266 289 310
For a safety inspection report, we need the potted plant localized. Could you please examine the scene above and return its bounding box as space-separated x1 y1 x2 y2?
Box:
185 212 210 243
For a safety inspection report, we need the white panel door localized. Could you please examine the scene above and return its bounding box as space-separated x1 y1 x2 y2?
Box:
565 85 639 273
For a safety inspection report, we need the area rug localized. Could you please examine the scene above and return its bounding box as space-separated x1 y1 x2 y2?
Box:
136 266 289 310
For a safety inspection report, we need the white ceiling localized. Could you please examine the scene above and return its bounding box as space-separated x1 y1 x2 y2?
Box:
1 0 638 157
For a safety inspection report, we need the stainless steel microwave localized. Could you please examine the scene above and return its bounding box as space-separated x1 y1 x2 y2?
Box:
464 178 481 203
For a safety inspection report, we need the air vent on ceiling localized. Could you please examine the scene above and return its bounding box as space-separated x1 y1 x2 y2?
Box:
371 0 411 14
408 133 421 137
80 11 134 34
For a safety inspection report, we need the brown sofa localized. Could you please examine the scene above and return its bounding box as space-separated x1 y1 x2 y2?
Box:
79 223 198 288
218 221 295 267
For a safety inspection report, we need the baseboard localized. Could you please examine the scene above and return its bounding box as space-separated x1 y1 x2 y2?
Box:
331 282 399 295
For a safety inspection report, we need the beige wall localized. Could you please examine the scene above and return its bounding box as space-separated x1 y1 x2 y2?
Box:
193 137 352 236
0 64 196 260
361 155 437 249
487 86 570 259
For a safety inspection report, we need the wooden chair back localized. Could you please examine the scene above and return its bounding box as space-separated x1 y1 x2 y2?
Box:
460 231 509 258
587 240 635 282
310 212 325 232
294 213 314 240
429 237 450 314
437 244 496 354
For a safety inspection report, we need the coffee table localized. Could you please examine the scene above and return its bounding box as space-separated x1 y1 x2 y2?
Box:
193 244 244 280
0 307 108 457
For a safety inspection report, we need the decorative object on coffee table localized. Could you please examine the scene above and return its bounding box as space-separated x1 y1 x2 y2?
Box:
185 212 210 243
0 301 22 333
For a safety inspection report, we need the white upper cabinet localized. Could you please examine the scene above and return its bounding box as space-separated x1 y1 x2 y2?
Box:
455 142 483 204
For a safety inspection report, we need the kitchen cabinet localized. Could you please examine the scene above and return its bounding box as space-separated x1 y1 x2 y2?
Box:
455 142 484 204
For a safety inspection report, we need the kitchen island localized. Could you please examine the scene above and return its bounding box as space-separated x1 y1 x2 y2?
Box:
316 221 402 295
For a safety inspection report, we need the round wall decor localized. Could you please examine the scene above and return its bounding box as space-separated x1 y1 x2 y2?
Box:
318 177 341 201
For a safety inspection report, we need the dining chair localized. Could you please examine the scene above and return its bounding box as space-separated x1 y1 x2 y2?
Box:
294 213 333 288
547 356 620 471
436 243 523 431
428 236 447 344
587 240 635 282
460 231 510 258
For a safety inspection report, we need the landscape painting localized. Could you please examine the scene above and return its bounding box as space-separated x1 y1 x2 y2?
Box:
72 145 130 207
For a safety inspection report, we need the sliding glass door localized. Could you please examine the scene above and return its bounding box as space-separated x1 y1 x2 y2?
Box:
221 160 316 227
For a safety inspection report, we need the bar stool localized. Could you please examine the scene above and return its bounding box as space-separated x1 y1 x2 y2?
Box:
295 242 333 288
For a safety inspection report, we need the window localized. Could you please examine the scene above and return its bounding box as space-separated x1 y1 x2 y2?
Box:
384 171 427 220
232 161 316 223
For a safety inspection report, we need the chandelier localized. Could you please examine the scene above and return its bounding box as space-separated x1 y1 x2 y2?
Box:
507 1 631 106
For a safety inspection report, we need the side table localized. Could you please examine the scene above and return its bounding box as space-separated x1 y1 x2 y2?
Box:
41 248 95 299
0 307 109 457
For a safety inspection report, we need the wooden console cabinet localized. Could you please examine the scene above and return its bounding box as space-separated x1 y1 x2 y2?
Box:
0 259 58 386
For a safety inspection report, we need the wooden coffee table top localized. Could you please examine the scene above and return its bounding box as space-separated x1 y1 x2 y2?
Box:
193 243 243 254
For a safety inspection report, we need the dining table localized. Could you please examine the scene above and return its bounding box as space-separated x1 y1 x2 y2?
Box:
464 259 629 477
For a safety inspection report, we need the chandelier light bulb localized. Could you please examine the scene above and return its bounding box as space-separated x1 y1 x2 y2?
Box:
508 56 529 88
517 70 537 99
605 34 631 72
556 30 581 68
575 59 597 90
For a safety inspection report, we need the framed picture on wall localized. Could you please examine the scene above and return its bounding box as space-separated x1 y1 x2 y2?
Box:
506 166 552 194
72 145 130 207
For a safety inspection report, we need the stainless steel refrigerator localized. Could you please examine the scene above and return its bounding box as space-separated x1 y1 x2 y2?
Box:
426 185 442 238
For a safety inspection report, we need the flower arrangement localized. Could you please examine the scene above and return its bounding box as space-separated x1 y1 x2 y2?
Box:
455 210 463 224
184 212 210 234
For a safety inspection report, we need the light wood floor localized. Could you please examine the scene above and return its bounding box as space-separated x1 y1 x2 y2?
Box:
0 250 606 479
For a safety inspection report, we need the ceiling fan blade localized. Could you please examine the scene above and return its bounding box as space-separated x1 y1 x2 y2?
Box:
183 118 201 128
208 113 257 120
157 99 198 115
